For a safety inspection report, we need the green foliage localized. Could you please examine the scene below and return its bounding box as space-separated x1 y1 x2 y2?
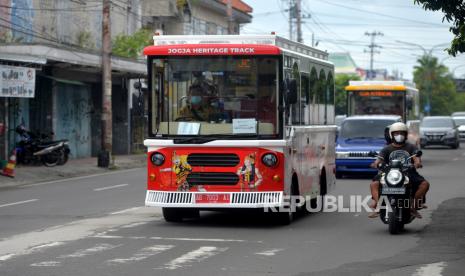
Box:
77 31 95 49
413 55 459 115
414 0 465 56
112 28 153 58
334 74 360 115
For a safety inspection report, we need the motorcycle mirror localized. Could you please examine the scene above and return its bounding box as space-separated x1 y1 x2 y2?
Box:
416 150 423 157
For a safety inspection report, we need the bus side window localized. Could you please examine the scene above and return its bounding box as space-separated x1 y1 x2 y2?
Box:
301 74 310 125
318 69 327 125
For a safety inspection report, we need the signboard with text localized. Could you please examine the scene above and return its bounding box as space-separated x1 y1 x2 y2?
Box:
0 65 36 98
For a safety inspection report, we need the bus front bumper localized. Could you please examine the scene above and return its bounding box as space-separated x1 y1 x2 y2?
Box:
145 190 284 208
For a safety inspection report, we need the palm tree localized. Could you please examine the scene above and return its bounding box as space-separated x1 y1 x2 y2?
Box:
413 55 455 116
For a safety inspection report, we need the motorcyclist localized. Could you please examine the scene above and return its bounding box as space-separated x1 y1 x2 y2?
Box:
368 122 430 218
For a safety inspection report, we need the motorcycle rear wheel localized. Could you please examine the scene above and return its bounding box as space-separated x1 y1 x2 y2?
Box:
42 152 60 167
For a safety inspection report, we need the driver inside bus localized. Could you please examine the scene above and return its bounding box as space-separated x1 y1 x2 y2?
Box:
178 84 218 122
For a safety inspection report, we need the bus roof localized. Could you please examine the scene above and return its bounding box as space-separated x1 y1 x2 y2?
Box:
143 44 281 56
345 81 417 92
143 34 328 60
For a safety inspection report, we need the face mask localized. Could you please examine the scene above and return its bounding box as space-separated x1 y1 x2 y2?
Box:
191 96 201 105
394 134 405 143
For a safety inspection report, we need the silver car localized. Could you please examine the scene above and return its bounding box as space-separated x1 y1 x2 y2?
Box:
420 116 460 149
452 116 465 140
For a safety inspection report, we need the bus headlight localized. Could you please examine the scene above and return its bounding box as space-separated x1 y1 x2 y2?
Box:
262 153 278 167
150 152 165 166
336 152 349 158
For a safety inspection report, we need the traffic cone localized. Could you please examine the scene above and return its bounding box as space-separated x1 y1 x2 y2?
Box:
1 149 16 178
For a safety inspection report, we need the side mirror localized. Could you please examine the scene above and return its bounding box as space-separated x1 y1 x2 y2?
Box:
406 97 413 109
416 150 423 157
133 81 141 90
285 79 298 105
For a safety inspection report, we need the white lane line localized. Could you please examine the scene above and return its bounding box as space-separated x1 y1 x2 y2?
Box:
150 237 258 243
121 222 148 228
0 199 38 208
107 244 174 265
453 157 459 161
162 246 228 270
23 168 141 187
30 261 61 267
58 243 122 259
94 184 128 191
0 242 64 264
0 254 15 261
110 207 142 215
0 206 157 262
413 261 446 276
255 248 284 256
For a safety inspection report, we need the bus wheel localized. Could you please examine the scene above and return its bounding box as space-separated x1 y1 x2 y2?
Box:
276 181 298 225
162 207 184 222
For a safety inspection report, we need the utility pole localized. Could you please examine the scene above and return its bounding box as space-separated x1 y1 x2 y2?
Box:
296 0 302 43
288 0 294 41
227 0 234 34
364 31 383 80
99 0 112 167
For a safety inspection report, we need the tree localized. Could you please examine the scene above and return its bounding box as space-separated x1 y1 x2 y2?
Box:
334 74 361 115
413 55 457 115
414 0 465 56
112 28 153 58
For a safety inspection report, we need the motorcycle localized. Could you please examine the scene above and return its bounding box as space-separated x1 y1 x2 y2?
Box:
15 125 70 167
370 150 423 234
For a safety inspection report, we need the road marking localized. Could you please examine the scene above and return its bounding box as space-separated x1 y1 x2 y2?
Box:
22 168 142 187
107 245 174 265
453 157 459 161
121 222 148 228
0 207 158 262
0 199 38 208
110 207 142 215
149 237 258 243
94 184 128 191
255 248 284 256
30 261 61 267
58 243 122 259
0 242 64 264
413 261 446 276
162 246 228 270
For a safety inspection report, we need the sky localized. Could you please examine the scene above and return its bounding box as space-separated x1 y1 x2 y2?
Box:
241 0 465 80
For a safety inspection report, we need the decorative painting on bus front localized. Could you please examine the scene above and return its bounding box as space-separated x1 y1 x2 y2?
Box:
237 153 263 191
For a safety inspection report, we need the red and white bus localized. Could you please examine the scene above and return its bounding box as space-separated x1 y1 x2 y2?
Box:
143 34 336 224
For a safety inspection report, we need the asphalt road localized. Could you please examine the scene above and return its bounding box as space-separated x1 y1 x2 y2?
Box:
0 144 464 276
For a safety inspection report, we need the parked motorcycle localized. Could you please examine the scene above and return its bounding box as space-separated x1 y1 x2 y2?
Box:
15 125 70 167
371 150 423 234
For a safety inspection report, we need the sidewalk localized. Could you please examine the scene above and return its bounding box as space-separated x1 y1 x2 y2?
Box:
0 154 147 188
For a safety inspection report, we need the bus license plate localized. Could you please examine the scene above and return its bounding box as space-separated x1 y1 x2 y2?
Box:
381 187 406 195
195 193 230 204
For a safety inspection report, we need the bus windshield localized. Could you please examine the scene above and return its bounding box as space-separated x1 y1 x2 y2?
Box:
151 56 279 138
348 91 404 117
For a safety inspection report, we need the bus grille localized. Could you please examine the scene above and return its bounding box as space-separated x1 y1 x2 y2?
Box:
187 153 240 167
145 191 283 207
187 172 239 185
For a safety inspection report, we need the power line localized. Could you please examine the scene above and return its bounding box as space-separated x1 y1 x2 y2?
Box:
314 0 447 27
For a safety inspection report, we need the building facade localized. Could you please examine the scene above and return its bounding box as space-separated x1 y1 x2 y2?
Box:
0 0 252 161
